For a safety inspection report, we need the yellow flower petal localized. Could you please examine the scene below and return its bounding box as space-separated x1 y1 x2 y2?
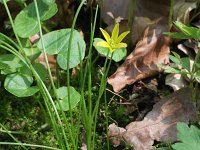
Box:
96 40 110 48
117 31 130 43
111 23 119 42
116 42 127 49
100 28 111 43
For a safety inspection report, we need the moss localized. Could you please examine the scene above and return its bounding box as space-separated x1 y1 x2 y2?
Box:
0 89 57 149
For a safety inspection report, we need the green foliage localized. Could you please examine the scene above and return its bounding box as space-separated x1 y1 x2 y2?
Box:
161 21 200 82
0 0 9 3
93 38 127 62
37 29 86 69
0 54 24 74
24 47 41 61
32 63 47 81
156 147 172 150
172 122 200 150
0 0 122 149
0 54 46 96
55 86 81 111
14 0 58 38
164 21 200 40
160 52 191 75
4 73 39 97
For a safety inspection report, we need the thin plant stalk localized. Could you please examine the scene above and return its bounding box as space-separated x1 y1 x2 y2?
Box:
0 33 21 50
0 124 27 150
103 53 115 150
76 6 99 149
0 142 61 150
66 0 86 149
85 6 99 149
92 51 114 149
0 37 64 150
0 42 27 66
35 75 67 150
2 0 25 54
104 90 110 150
87 23 93 149
33 1 69 148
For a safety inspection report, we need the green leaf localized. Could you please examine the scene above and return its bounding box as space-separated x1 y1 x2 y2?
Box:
14 0 58 38
0 0 10 3
18 63 47 81
33 63 47 81
163 21 200 40
4 73 39 97
56 86 80 111
171 51 180 59
15 0 26 5
163 32 192 39
157 64 183 74
172 122 200 150
93 38 127 62
169 55 181 65
37 29 86 69
18 65 32 76
195 62 200 69
0 54 24 74
24 47 41 61
194 70 200 82
155 147 172 150
174 21 200 40
180 57 190 72
158 64 190 76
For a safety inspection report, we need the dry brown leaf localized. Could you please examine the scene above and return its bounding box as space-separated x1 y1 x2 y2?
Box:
109 88 198 150
108 23 171 92
101 0 198 92
101 0 171 92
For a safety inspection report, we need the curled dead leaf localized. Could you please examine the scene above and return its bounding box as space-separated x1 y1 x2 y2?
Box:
109 88 198 150
101 0 198 92
108 24 171 92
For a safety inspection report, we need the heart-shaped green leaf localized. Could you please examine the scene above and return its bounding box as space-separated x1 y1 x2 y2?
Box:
14 0 58 38
0 54 24 74
56 86 80 111
93 38 127 62
24 47 41 61
4 73 39 97
18 63 47 81
37 29 86 69
33 63 47 81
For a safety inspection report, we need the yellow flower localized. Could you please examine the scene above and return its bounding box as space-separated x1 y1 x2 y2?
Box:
96 23 130 52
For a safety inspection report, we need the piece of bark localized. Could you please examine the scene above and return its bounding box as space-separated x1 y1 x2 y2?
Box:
109 88 198 150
